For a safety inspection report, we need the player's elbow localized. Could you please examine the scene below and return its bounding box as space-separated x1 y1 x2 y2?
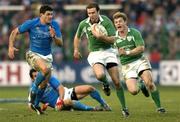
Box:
11 28 19 36
56 38 63 47
57 41 63 47
141 46 145 51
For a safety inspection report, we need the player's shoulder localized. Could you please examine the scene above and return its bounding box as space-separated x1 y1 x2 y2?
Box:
101 15 111 22
19 17 39 29
79 18 88 26
129 27 141 34
26 17 39 23
51 20 59 26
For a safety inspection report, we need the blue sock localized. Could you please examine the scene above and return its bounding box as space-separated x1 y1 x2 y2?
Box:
90 90 106 106
73 101 94 111
31 72 45 94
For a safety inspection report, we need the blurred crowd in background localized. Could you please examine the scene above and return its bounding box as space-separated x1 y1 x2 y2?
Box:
0 0 179 67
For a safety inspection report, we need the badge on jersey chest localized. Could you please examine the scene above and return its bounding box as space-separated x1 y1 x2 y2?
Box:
127 36 134 42
127 36 133 42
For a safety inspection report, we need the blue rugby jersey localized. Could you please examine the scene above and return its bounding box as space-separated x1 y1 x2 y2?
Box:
18 17 62 56
31 76 61 108
40 86 59 108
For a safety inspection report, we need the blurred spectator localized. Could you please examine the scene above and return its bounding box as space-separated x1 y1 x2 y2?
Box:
149 46 161 64
0 0 179 64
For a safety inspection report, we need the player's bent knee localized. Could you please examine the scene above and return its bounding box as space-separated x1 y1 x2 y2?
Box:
41 67 51 76
96 73 105 81
148 83 156 91
88 86 95 92
129 90 138 95
114 81 120 88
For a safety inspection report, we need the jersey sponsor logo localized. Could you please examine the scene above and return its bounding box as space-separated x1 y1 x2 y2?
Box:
116 39 123 43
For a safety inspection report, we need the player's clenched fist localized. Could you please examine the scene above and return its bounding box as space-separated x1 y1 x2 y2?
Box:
49 26 56 38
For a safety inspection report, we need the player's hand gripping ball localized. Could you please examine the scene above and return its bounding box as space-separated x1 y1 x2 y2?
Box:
92 24 108 36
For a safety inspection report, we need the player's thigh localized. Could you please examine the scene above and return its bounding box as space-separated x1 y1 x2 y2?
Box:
140 70 153 85
92 63 106 78
35 58 50 71
75 85 95 99
126 78 138 93
26 51 51 72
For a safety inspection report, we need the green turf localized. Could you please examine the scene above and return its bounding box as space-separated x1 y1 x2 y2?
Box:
0 86 179 122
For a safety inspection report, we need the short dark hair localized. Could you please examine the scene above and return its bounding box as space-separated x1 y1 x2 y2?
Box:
29 69 36 79
40 5 53 14
86 2 100 12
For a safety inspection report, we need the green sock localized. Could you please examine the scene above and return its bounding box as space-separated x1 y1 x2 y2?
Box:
116 88 126 109
151 90 161 108
100 75 109 85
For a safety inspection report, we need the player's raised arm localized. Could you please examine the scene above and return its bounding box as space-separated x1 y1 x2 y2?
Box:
8 27 19 59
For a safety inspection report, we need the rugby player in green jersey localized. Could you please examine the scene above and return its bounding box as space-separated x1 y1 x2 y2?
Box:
73 3 129 117
113 11 166 113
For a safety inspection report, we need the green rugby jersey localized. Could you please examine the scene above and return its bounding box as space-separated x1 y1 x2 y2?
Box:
76 15 116 52
115 28 144 65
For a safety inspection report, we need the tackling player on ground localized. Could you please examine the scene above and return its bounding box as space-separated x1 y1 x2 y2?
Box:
29 69 111 115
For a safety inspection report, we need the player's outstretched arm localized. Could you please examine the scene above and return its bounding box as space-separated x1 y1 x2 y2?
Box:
8 27 19 59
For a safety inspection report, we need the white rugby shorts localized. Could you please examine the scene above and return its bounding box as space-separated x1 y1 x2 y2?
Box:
122 56 152 79
87 48 119 66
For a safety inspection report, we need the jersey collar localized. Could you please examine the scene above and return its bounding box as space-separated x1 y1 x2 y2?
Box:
86 15 104 25
116 28 130 39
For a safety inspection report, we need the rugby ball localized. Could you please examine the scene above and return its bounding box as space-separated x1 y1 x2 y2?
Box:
93 24 108 36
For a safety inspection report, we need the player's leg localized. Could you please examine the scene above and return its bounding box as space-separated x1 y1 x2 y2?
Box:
30 59 51 106
75 85 111 111
62 88 97 111
123 58 149 97
107 65 129 117
140 70 166 113
72 100 97 111
87 52 110 96
125 75 148 97
92 63 110 96
74 85 95 99
26 52 51 107
125 78 140 95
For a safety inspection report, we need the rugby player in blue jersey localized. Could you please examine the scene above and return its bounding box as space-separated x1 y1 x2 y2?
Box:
29 69 111 115
8 5 63 112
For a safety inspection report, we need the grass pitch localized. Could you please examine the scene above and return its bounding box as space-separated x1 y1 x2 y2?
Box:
0 86 179 122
